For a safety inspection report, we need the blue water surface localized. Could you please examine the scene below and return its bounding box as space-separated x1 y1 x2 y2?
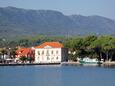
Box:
0 65 115 86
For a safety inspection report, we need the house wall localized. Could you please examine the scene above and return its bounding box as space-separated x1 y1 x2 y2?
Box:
35 48 68 63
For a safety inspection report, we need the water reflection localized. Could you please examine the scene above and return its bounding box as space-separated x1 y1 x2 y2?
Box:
33 65 63 86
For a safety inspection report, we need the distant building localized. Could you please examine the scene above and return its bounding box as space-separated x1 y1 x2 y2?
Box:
34 42 68 63
16 47 35 59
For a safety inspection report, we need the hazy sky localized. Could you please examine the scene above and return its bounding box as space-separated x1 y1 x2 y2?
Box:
0 0 115 20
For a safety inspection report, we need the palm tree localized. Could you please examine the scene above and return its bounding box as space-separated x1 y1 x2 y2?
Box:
1 49 7 63
10 49 17 59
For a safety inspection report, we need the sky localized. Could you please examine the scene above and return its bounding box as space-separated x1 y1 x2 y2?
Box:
0 0 115 20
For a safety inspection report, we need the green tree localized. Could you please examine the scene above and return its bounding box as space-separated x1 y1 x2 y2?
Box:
27 57 34 63
10 48 17 59
20 56 27 63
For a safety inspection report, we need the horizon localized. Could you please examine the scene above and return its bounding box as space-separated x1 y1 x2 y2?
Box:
0 0 115 20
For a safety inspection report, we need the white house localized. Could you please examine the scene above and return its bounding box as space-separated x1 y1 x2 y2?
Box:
34 42 68 63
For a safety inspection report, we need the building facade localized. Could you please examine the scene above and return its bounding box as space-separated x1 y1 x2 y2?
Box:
34 42 68 63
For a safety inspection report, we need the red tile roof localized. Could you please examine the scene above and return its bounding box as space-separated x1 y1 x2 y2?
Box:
35 42 64 48
16 48 34 58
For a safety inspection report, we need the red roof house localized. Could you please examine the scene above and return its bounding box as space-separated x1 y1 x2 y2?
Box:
16 47 34 59
35 42 64 48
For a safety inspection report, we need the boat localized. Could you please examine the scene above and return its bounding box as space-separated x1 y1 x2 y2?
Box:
79 57 101 65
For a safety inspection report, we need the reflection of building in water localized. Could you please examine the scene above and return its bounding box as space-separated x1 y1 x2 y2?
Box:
33 65 63 86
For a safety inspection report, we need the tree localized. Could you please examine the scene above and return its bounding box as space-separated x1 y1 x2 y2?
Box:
20 56 27 63
90 36 114 61
27 57 34 63
0 49 7 63
10 48 17 59
109 38 115 61
82 35 97 49
101 36 112 61
18 39 30 47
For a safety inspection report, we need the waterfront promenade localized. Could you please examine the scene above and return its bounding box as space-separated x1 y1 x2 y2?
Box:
103 61 115 65
0 61 115 66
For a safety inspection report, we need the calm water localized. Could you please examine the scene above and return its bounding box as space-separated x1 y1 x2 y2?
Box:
0 65 115 86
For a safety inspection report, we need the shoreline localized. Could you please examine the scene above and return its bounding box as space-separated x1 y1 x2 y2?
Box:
103 61 115 65
0 61 115 66
0 63 60 66
62 61 115 65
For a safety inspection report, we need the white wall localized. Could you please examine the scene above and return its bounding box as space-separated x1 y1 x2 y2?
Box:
35 48 63 63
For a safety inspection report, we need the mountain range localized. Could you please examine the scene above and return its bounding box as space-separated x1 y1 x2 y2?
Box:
0 6 115 38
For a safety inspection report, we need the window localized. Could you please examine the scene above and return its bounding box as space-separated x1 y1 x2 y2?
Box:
56 57 58 60
51 50 53 54
47 57 50 60
42 51 44 55
38 51 40 55
47 50 49 54
56 50 58 54
46 50 49 56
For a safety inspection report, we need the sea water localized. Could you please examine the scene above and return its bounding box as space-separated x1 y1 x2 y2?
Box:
0 65 115 86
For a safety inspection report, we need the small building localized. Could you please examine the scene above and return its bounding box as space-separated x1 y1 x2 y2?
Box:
34 42 68 63
16 47 35 59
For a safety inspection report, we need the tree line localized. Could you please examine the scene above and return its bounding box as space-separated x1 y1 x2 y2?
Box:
64 35 115 61
0 35 115 62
